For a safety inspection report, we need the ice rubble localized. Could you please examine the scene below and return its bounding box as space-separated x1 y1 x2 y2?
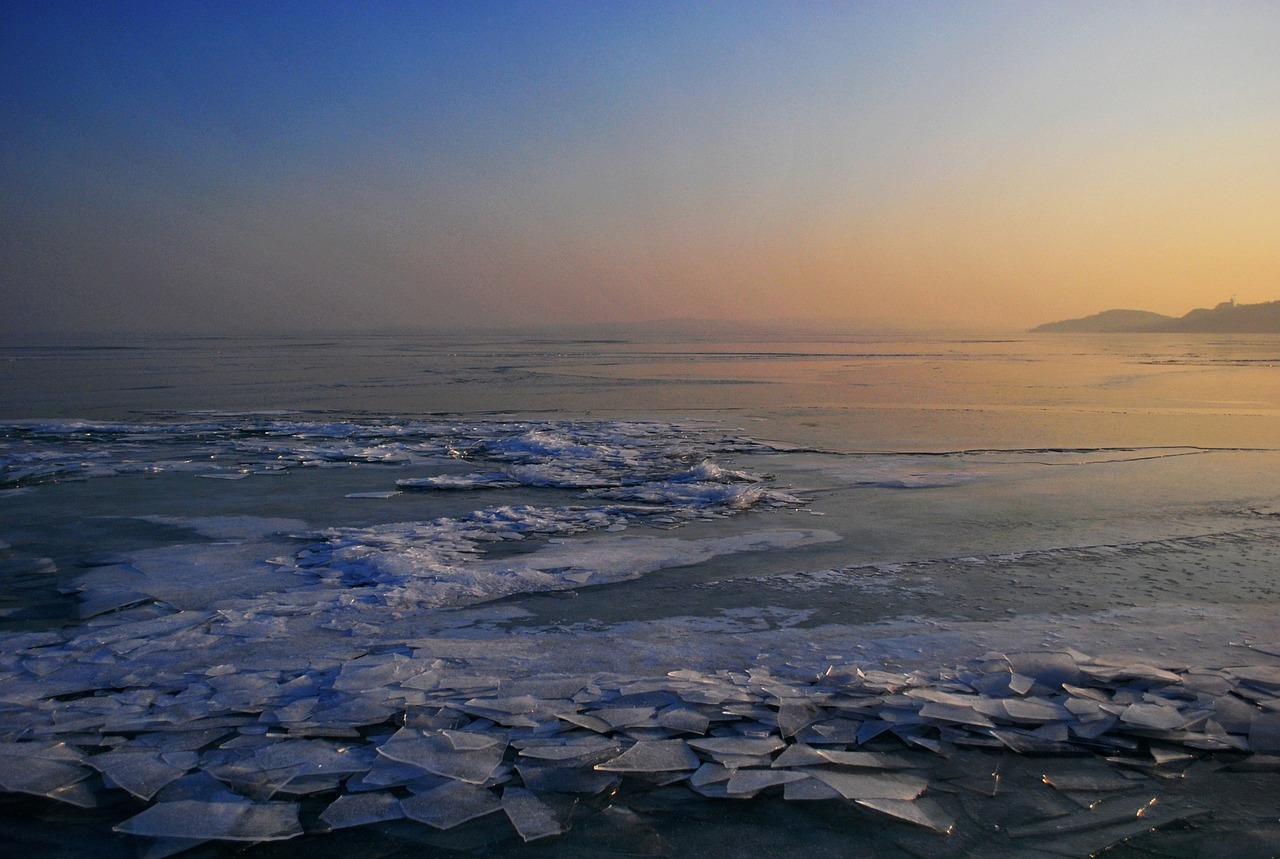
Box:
3 418 1279 850
31 417 817 619
293 523 837 609
0 417 789 493
2 622 1279 849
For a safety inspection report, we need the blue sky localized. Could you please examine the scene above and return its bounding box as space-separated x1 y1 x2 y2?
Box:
4 1 1278 333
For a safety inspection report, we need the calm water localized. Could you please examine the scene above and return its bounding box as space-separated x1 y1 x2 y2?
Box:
1 330 1279 857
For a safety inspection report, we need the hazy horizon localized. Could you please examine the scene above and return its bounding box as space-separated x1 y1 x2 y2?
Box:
2 315 1010 343
4 2 1279 337
6 299 1264 343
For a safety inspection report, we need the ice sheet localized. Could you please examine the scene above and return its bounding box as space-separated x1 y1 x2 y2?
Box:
399 781 502 829
4 416 1280 851
113 800 302 841
318 791 405 829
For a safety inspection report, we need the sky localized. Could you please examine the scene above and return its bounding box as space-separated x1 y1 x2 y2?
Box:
3 1 1279 335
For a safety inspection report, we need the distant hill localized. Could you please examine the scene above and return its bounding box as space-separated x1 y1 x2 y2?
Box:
1032 309 1175 333
1033 300 1280 333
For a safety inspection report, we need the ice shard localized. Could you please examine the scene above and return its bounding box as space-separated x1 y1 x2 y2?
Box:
856 797 955 833
399 781 501 830
114 800 302 842
88 748 193 801
594 740 700 773
686 735 787 760
501 786 564 841
725 768 806 796
319 791 406 829
812 770 928 801
377 729 506 784
0 742 93 797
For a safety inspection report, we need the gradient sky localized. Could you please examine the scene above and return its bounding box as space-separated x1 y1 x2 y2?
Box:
3 1 1278 334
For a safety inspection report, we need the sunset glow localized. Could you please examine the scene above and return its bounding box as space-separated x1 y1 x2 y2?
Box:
3 2 1278 334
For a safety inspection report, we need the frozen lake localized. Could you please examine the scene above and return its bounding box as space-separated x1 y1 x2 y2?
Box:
1 330 1279 857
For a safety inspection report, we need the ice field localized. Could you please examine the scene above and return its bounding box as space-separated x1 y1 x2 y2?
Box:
1 333 1279 856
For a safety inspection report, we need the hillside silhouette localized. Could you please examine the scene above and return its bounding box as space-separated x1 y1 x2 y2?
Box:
1033 300 1280 333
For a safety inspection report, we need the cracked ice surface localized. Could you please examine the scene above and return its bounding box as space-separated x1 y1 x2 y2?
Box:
1 417 1280 852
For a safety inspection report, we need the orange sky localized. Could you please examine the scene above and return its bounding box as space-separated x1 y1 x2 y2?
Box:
3 2 1278 334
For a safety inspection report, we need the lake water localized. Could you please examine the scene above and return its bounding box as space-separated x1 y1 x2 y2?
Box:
1 330 1279 857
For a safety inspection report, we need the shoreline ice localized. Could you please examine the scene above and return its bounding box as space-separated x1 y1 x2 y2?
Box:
1 415 1278 854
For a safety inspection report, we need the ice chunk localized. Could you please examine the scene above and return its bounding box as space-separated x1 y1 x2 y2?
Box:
88 748 192 801
812 770 928 801
378 729 506 784
198 762 306 802
516 760 619 795
1042 768 1141 793
993 697 1074 723
463 695 544 718
332 654 421 691
1005 652 1081 688
443 729 507 751
76 583 154 618
771 743 829 768
45 779 101 809
689 762 733 788
856 797 955 833
1069 715 1120 740
795 718 864 744
354 755 440 788
502 787 563 842
1065 697 1111 720
319 792 405 829
1228 666 1280 689
775 700 822 738
1120 703 1188 731
152 770 247 805
109 543 290 610
0 743 93 798
199 739 371 801
556 712 614 734
904 688 975 706
917 701 996 728
783 776 844 801
400 781 501 829
398 473 519 490
515 738 620 766
588 706 657 729
969 669 1037 696
1147 746 1198 766
990 728 1070 753
1203 692 1259 733
1082 662 1183 684
815 749 919 770
656 706 710 735
686 735 786 760
594 740 700 773
726 768 807 796
114 800 302 842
